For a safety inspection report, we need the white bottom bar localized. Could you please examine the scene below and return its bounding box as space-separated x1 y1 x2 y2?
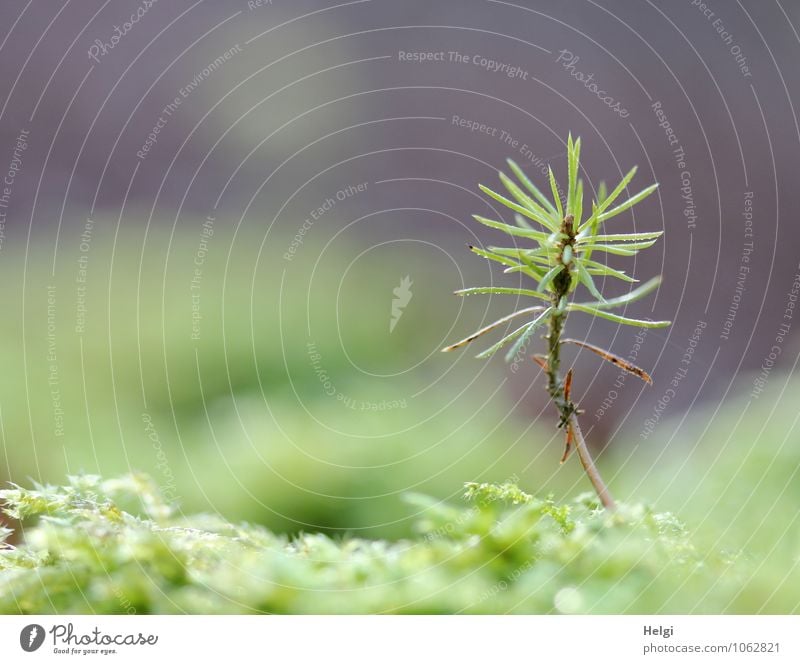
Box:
0 615 796 663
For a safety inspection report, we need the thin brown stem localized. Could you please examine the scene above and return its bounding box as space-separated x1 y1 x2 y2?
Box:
568 416 616 510
544 214 616 510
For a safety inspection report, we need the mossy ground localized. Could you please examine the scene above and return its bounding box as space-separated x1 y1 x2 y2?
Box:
0 473 755 614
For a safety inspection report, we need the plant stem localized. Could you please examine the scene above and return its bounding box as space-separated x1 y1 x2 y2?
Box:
545 215 617 510
567 416 616 510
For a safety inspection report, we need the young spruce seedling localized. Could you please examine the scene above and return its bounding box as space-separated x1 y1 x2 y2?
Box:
442 136 671 509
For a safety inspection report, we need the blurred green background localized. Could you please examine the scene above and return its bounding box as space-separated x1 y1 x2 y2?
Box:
1 217 565 538
0 215 797 615
2 217 798 566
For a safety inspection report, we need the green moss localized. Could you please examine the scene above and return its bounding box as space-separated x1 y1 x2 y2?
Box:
0 473 759 614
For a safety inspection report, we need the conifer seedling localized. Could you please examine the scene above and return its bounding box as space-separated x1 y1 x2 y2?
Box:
442 136 670 509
